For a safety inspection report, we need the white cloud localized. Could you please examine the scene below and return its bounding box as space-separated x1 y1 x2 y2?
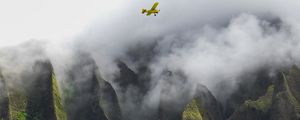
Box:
0 0 121 47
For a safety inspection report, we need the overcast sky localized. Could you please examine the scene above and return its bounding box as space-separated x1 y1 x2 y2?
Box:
0 0 126 46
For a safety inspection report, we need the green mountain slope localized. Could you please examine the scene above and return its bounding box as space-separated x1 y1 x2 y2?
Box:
229 66 300 120
0 60 67 120
182 99 203 120
52 73 67 120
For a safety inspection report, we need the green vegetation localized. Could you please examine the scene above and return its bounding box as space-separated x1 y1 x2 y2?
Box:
16 111 27 120
281 72 300 117
8 89 28 120
243 70 300 114
244 85 274 112
52 73 67 120
7 71 67 120
182 99 203 120
286 66 300 101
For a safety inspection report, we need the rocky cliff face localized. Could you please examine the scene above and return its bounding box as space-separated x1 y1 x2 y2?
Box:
269 67 300 120
62 53 107 120
182 85 224 120
62 52 121 120
0 70 9 120
0 60 67 120
228 66 300 120
0 55 121 120
1 56 300 120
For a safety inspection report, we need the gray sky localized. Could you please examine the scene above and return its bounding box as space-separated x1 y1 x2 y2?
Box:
0 0 123 46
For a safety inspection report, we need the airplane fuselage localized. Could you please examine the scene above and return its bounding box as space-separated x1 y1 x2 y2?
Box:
147 10 160 15
143 9 160 16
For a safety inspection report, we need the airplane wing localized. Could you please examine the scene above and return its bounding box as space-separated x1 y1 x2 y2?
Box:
150 2 159 10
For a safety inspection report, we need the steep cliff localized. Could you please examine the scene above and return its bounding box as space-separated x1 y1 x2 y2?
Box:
1 56 300 120
181 85 224 120
0 70 9 120
228 66 300 120
269 67 300 120
62 52 121 120
228 85 274 120
0 60 67 120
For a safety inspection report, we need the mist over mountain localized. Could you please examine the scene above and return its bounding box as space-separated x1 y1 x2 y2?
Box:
1 0 300 120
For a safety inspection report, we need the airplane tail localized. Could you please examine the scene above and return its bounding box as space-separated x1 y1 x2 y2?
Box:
142 9 147 14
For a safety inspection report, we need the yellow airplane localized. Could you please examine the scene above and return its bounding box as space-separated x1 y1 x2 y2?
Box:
142 2 160 16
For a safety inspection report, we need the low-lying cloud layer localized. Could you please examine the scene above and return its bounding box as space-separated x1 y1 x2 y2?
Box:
74 0 300 96
1 0 300 118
